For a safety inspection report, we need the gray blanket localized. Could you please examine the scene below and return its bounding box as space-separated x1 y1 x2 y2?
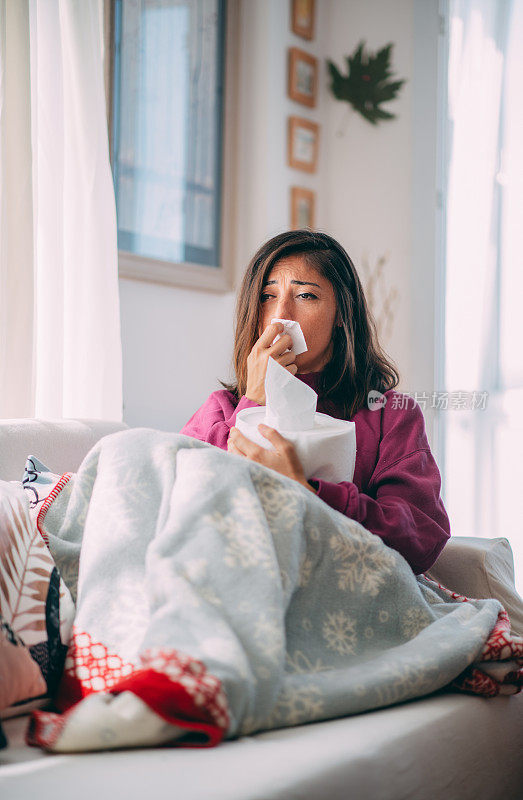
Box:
32 428 518 751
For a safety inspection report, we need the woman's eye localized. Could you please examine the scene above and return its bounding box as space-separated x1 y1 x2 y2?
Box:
260 292 317 302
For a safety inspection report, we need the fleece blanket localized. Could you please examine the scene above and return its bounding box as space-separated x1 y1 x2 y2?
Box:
28 429 523 752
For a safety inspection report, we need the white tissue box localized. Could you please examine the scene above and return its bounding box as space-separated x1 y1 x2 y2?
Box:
235 407 357 484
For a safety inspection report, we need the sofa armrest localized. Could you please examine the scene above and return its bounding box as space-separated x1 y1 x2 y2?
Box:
426 536 523 637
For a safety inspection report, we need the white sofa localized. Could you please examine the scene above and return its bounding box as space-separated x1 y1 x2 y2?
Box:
1 418 522 800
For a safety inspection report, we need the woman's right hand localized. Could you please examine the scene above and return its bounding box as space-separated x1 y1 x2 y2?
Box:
245 322 298 405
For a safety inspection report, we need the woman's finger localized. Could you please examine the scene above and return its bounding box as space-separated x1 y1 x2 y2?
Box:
229 427 263 460
276 350 296 367
257 424 306 483
258 424 294 453
228 440 241 455
256 322 284 349
228 427 247 455
267 333 293 358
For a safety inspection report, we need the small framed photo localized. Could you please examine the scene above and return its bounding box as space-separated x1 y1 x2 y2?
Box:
288 116 319 173
291 0 315 40
288 47 317 108
291 187 316 230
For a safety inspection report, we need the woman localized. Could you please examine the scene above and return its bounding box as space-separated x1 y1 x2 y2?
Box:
181 230 450 575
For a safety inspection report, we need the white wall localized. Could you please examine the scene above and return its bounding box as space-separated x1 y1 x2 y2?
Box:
120 0 442 449
411 0 442 451
235 0 329 256
119 278 236 432
322 0 441 446
322 0 414 388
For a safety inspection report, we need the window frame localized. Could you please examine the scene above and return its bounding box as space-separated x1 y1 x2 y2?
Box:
103 0 239 293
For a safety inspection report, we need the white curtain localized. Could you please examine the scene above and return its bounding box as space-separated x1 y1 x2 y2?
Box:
444 0 523 590
0 0 122 420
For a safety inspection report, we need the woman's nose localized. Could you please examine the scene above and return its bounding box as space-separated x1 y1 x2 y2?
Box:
275 295 294 319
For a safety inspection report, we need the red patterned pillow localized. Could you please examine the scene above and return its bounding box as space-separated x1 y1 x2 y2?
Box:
0 480 75 717
0 616 47 712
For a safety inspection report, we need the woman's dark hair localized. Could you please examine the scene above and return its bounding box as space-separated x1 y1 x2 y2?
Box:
222 229 400 419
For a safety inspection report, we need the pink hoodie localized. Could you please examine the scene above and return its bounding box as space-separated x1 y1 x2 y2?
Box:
180 372 451 575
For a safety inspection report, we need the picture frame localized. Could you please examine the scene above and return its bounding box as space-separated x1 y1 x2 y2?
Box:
291 187 316 230
291 0 315 40
288 116 319 173
288 47 317 108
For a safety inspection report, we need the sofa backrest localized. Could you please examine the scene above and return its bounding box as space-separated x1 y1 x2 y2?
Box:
0 418 128 480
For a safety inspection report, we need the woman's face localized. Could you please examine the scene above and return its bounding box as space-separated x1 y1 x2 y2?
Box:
258 255 339 373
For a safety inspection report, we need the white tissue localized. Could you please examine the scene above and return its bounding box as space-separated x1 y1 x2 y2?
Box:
265 357 317 431
270 318 308 355
235 357 357 483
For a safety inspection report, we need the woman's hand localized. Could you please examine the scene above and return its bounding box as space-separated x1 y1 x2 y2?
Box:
227 424 317 493
245 322 298 405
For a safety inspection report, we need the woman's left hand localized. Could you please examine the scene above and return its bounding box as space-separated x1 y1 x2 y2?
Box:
228 425 316 493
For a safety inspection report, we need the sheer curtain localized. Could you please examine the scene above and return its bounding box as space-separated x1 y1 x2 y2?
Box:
0 0 122 420
443 0 523 591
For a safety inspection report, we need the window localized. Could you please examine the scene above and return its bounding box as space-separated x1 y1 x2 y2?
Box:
441 0 523 592
105 0 238 291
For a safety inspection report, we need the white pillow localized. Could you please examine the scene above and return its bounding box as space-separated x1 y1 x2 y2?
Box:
426 536 523 637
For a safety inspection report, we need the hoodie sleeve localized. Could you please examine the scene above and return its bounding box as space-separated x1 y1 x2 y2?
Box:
313 398 451 575
180 392 261 450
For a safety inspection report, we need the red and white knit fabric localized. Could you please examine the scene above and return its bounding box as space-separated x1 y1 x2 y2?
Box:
28 627 230 750
422 575 523 697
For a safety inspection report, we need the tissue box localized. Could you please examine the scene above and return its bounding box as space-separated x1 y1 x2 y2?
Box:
236 407 357 484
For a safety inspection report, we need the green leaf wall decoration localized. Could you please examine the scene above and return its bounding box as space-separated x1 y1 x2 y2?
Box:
327 41 406 125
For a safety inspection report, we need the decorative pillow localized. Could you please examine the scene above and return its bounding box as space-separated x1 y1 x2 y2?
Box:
0 615 47 713
426 536 523 638
21 456 72 533
0 480 75 718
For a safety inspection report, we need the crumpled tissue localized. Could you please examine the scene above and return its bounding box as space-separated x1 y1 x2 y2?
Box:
270 318 308 355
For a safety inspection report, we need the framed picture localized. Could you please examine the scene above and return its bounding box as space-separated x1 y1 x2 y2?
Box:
288 47 317 108
291 0 315 40
288 116 319 173
291 187 316 229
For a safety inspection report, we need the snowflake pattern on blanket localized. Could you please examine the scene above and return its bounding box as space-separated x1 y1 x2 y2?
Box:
28 429 523 752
